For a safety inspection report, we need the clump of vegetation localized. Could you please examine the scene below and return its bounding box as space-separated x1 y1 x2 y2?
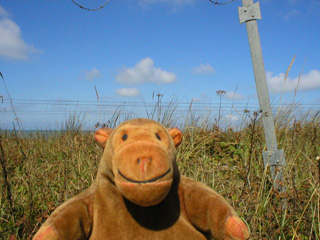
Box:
0 107 319 239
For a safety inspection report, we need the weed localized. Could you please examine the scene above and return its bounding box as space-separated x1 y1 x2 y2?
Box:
0 108 319 239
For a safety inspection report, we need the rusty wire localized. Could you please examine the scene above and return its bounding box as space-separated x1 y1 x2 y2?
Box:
71 0 111 11
71 0 235 10
208 0 235 5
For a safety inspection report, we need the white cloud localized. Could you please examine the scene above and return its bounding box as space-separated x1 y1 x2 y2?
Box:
282 9 299 21
267 70 320 93
0 6 9 17
225 91 244 100
116 88 140 97
191 97 201 102
226 114 240 122
116 57 176 85
0 6 40 60
192 63 215 74
84 67 102 81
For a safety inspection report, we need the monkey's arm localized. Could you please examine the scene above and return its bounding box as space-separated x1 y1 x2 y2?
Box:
33 189 94 240
181 176 249 240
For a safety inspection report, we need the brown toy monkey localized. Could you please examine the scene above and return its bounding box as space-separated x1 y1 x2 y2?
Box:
33 118 249 240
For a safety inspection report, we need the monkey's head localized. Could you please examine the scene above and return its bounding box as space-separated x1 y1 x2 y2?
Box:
94 118 182 207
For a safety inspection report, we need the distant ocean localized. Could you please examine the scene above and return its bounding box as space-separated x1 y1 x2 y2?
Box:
0 129 93 137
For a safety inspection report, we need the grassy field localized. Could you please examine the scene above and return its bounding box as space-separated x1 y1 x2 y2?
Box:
0 108 319 239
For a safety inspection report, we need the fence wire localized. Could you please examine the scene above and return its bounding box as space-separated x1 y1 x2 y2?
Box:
71 0 111 11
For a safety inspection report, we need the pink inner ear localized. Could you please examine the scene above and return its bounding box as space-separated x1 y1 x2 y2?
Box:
168 128 183 147
95 133 108 143
94 128 112 147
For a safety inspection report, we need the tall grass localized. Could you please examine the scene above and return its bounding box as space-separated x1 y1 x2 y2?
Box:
0 105 319 239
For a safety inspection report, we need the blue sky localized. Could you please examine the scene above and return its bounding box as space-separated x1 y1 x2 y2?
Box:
0 0 319 129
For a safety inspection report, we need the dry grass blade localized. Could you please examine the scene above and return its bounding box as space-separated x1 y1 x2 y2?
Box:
0 101 319 239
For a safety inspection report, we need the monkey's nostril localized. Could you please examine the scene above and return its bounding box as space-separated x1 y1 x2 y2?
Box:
137 157 152 164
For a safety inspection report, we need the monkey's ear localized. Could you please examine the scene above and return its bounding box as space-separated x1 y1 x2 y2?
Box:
168 128 183 147
94 128 113 148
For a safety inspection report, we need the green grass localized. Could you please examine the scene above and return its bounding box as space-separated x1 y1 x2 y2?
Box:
0 109 319 239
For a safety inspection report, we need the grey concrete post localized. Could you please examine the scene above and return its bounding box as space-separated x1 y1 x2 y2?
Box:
238 0 286 192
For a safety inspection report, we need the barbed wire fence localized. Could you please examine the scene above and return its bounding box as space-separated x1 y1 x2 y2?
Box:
208 0 235 5
71 0 111 11
0 97 319 130
70 0 236 12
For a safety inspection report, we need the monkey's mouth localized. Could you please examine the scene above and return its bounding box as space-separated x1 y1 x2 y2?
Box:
118 168 171 184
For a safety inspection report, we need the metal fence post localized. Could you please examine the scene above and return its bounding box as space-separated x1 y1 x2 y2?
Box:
238 0 286 193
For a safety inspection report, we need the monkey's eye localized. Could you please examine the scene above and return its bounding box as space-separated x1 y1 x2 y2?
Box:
155 133 161 141
122 134 128 141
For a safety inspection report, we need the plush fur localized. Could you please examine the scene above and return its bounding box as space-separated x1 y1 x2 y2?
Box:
33 118 249 240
